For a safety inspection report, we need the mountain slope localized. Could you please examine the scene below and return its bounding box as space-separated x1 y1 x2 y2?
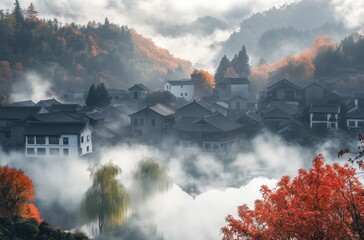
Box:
0 3 193 101
219 0 351 63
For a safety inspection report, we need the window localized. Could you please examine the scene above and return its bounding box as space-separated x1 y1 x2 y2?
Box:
140 119 144 126
204 143 211 150
37 148 46 155
26 148 35 155
50 148 60 155
5 120 14 126
27 136 34 144
236 102 241 110
63 148 69 156
87 146 89 152
87 135 90 142
81 136 84 143
36 136 45 144
185 93 187 96
348 121 356 127
181 85 183 88
4 131 10 138
151 118 156 126
49 136 60 144
133 91 138 99
133 118 138 126
181 93 183 96
63 137 69 145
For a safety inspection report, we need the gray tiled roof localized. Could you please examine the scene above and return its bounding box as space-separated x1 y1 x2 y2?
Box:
32 112 80 122
347 107 364 119
174 113 244 132
310 104 340 113
266 78 302 90
166 79 193 86
46 104 81 112
0 106 43 120
265 101 299 115
11 100 36 106
149 103 175 116
36 98 62 107
128 83 150 91
130 103 175 117
263 108 291 119
25 122 87 135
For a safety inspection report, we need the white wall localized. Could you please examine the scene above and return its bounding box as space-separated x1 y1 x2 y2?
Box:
165 83 194 101
25 133 87 157
80 128 93 155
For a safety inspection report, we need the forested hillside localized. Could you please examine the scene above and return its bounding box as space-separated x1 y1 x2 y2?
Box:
0 1 192 102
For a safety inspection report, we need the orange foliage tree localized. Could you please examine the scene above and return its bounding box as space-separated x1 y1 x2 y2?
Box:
221 155 364 240
0 165 41 222
191 69 215 97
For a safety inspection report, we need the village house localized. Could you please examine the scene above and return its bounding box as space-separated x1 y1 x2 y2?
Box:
346 106 364 130
304 82 333 105
129 103 175 144
310 104 340 129
0 106 47 151
128 83 150 101
164 79 195 101
174 112 246 151
212 95 256 118
24 121 92 157
215 77 251 99
261 79 304 107
107 89 129 104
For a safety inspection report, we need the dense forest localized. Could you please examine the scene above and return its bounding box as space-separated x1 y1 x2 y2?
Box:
0 1 192 102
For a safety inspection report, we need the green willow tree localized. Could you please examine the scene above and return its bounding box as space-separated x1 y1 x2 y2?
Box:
132 158 172 201
80 163 130 233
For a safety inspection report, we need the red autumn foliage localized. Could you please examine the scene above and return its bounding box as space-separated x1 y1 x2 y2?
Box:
251 36 335 85
221 155 364 240
0 165 42 222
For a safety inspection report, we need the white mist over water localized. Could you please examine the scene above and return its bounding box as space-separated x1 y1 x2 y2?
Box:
0 133 346 240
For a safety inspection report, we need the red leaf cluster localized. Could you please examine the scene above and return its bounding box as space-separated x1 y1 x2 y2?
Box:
222 155 364 239
0 165 42 222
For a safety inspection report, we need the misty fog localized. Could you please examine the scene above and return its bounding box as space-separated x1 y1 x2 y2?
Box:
0 131 352 240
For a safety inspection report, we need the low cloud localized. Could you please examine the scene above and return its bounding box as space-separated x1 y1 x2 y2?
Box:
10 72 55 103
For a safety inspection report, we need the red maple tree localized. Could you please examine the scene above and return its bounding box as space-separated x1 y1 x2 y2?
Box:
221 155 364 240
0 165 42 222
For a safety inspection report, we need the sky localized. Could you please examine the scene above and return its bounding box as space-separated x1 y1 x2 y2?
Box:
1 0 363 70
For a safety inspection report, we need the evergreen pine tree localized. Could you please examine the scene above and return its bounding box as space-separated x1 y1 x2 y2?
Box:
12 0 24 25
234 45 251 77
214 55 230 82
96 82 110 108
85 84 97 106
25 3 38 22
104 17 110 25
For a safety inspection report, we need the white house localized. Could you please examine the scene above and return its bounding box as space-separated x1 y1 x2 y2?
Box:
164 80 194 101
24 122 92 157
310 104 340 129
